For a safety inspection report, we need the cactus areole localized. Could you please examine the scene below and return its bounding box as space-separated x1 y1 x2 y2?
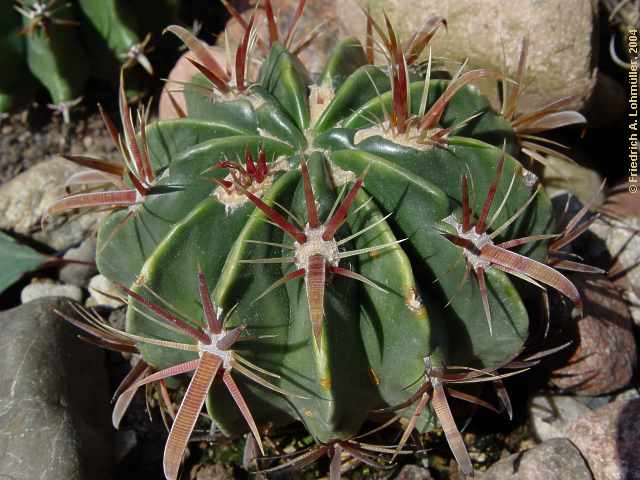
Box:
54 3 589 478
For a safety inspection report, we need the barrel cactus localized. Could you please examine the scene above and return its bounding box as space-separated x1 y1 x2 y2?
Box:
54 2 591 478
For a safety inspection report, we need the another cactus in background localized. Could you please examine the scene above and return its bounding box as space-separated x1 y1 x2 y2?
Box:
54 2 594 478
3 0 160 119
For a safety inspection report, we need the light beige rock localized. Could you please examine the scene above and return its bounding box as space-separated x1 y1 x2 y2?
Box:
21 280 83 304
478 438 593 480
0 157 106 251
529 395 592 442
88 274 124 308
337 0 599 112
590 214 640 326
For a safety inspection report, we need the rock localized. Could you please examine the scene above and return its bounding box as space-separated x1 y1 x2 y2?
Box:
0 157 106 251
338 0 598 112
108 307 126 331
550 276 636 395
478 438 592 480
0 298 113 479
529 395 591 442
59 237 98 287
158 44 228 120
88 274 124 308
21 279 84 304
614 388 640 404
190 463 234 480
396 464 433 479
566 397 640 480
590 190 640 326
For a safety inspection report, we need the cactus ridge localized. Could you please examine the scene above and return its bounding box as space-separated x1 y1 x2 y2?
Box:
54 2 594 478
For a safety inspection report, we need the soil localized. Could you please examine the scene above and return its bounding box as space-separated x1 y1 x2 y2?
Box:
0 100 119 185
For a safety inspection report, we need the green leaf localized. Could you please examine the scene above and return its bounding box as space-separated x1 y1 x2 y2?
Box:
0 231 48 295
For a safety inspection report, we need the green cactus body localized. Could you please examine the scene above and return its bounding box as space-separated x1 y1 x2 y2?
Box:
20 0 89 106
77 0 141 58
77 0 153 78
6 0 158 114
93 35 554 447
0 3 38 112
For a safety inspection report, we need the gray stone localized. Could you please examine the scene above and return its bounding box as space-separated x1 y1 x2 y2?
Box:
529 395 591 442
590 214 640 327
0 157 106 251
567 397 640 480
0 298 113 480
190 463 234 480
20 280 84 304
108 307 126 331
396 464 433 479
59 237 98 287
478 438 592 480
338 0 598 113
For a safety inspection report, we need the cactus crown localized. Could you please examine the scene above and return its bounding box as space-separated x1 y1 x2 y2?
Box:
55 1 593 478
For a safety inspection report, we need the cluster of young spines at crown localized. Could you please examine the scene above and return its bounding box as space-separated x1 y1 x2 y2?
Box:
56 267 304 480
358 10 501 147
209 148 270 194
162 0 316 113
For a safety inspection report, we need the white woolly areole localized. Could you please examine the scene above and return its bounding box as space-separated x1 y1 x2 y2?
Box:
405 287 425 313
309 82 335 127
246 94 266 110
327 162 356 187
353 122 442 150
198 331 232 369
442 214 493 270
522 168 539 187
126 190 146 214
294 226 340 269
213 157 290 214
